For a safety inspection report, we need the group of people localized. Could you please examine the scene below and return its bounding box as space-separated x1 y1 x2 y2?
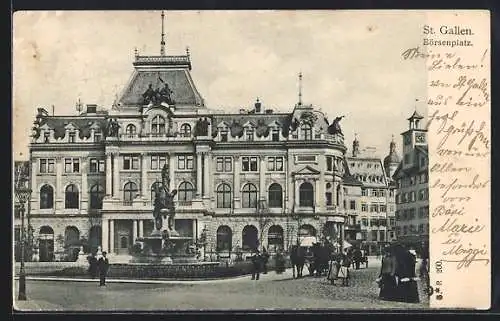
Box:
87 251 110 287
377 244 423 303
249 247 287 280
326 249 352 286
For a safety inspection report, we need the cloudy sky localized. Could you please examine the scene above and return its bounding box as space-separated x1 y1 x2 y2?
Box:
13 10 428 160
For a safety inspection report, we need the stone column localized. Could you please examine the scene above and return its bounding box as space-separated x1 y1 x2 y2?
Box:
102 219 109 252
55 156 63 209
259 156 266 200
168 153 175 192
113 153 120 199
141 153 148 198
105 152 112 195
196 152 203 197
318 168 325 211
233 156 241 208
314 179 321 211
139 220 144 238
81 158 88 210
109 219 115 254
294 179 300 208
203 153 211 198
132 220 138 242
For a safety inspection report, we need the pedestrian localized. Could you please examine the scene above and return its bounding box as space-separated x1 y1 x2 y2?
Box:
261 247 269 274
338 252 351 286
393 245 420 303
250 249 261 280
98 251 109 287
87 252 98 279
274 248 286 274
378 246 397 301
419 251 429 294
353 248 362 270
326 252 340 285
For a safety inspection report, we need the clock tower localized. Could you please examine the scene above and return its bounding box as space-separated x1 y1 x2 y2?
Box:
401 110 426 169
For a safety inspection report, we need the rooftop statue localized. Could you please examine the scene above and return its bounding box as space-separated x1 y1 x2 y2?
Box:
142 84 156 105
194 117 210 136
142 82 175 106
106 118 120 137
328 115 345 135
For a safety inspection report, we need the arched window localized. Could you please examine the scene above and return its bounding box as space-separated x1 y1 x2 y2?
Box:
123 182 138 205
64 226 80 248
150 181 163 201
268 225 284 251
125 124 136 138
151 115 166 135
89 184 105 209
242 225 258 250
268 183 283 208
40 184 54 209
299 182 314 207
178 181 195 202
216 183 231 208
301 123 312 140
179 123 191 137
241 183 258 208
299 224 317 237
216 225 232 251
65 184 79 209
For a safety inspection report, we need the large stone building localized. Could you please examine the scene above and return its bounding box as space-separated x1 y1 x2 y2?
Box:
28 40 352 261
393 111 429 252
342 136 398 255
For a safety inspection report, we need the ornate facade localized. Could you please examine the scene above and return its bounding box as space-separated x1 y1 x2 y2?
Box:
28 48 351 261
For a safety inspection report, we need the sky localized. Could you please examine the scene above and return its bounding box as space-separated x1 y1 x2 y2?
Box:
13 10 428 160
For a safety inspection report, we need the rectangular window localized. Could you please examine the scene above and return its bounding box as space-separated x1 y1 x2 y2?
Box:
151 155 167 170
296 155 316 163
361 188 367 196
326 192 333 206
216 157 232 172
370 204 378 212
379 231 385 241
64 158 79 173
379 204 387 212
371 230 378 241
123 155 139 170
178 155 194 170
242 156 258 172
371 189 378 197
350 200 356 210
39 158 55 173
326 156 333 171
361 203 368 212
361 218 368 227
68 132 76 143
380 189 386 197
267 156 284 171
390 218 395 226
94 132 102 142
89 158 105 173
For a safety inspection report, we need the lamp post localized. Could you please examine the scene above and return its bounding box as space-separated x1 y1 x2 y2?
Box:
15 182 32 301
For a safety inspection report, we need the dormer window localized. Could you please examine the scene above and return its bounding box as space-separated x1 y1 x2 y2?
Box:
94 131 102 142
44 132 50 143
68 132 76 143
126 124 136 138
246 128 254 141
272 129 279 142
179 123 191 137
301 124 312 140
220 129 228 142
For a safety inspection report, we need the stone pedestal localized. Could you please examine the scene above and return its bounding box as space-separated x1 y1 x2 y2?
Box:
77 246 88 265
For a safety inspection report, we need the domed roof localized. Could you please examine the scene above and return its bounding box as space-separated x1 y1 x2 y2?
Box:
384 152 400 165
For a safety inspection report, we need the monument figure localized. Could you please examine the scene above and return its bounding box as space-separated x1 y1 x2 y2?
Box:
142 84 156 105
195 117 210 136
159 83 175 105
152 164 178 235
106 118 120 137
328 115 345 135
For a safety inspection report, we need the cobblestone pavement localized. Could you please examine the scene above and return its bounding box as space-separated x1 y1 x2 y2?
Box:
14 263 429 311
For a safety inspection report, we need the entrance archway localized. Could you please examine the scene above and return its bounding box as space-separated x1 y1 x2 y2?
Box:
39 226 54 262
242 225 258 250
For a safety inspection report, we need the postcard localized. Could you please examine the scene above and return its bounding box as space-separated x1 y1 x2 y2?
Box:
12 10 490 311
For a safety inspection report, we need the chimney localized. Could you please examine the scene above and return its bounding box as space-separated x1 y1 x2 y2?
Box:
86 104 97 114
254 98 262 113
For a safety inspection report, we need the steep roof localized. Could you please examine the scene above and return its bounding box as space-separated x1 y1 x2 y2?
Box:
211 113 291 138
35 117 108 139
118 55 204 108
345 156 387 187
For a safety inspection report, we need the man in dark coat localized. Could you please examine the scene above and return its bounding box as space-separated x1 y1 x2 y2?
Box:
250 249 262 280
87 253 98 279
378 247 397 301
98 251 110 286
353 248 362 270
261 247 270 274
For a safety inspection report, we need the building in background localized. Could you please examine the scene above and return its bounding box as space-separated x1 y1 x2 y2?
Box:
343 136 398 255
27 38 351 262
393 111 429 253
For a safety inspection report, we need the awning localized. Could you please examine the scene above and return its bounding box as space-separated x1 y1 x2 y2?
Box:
299 236 317 247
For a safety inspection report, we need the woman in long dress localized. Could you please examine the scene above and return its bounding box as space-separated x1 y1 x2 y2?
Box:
327 252 340 285
393 245 420 303
378 247 397 301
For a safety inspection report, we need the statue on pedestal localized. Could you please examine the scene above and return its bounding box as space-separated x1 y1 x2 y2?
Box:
152 164 177 234
328 115 345 135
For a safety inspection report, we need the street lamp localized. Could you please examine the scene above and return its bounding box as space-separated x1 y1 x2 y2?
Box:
15 182 32 301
